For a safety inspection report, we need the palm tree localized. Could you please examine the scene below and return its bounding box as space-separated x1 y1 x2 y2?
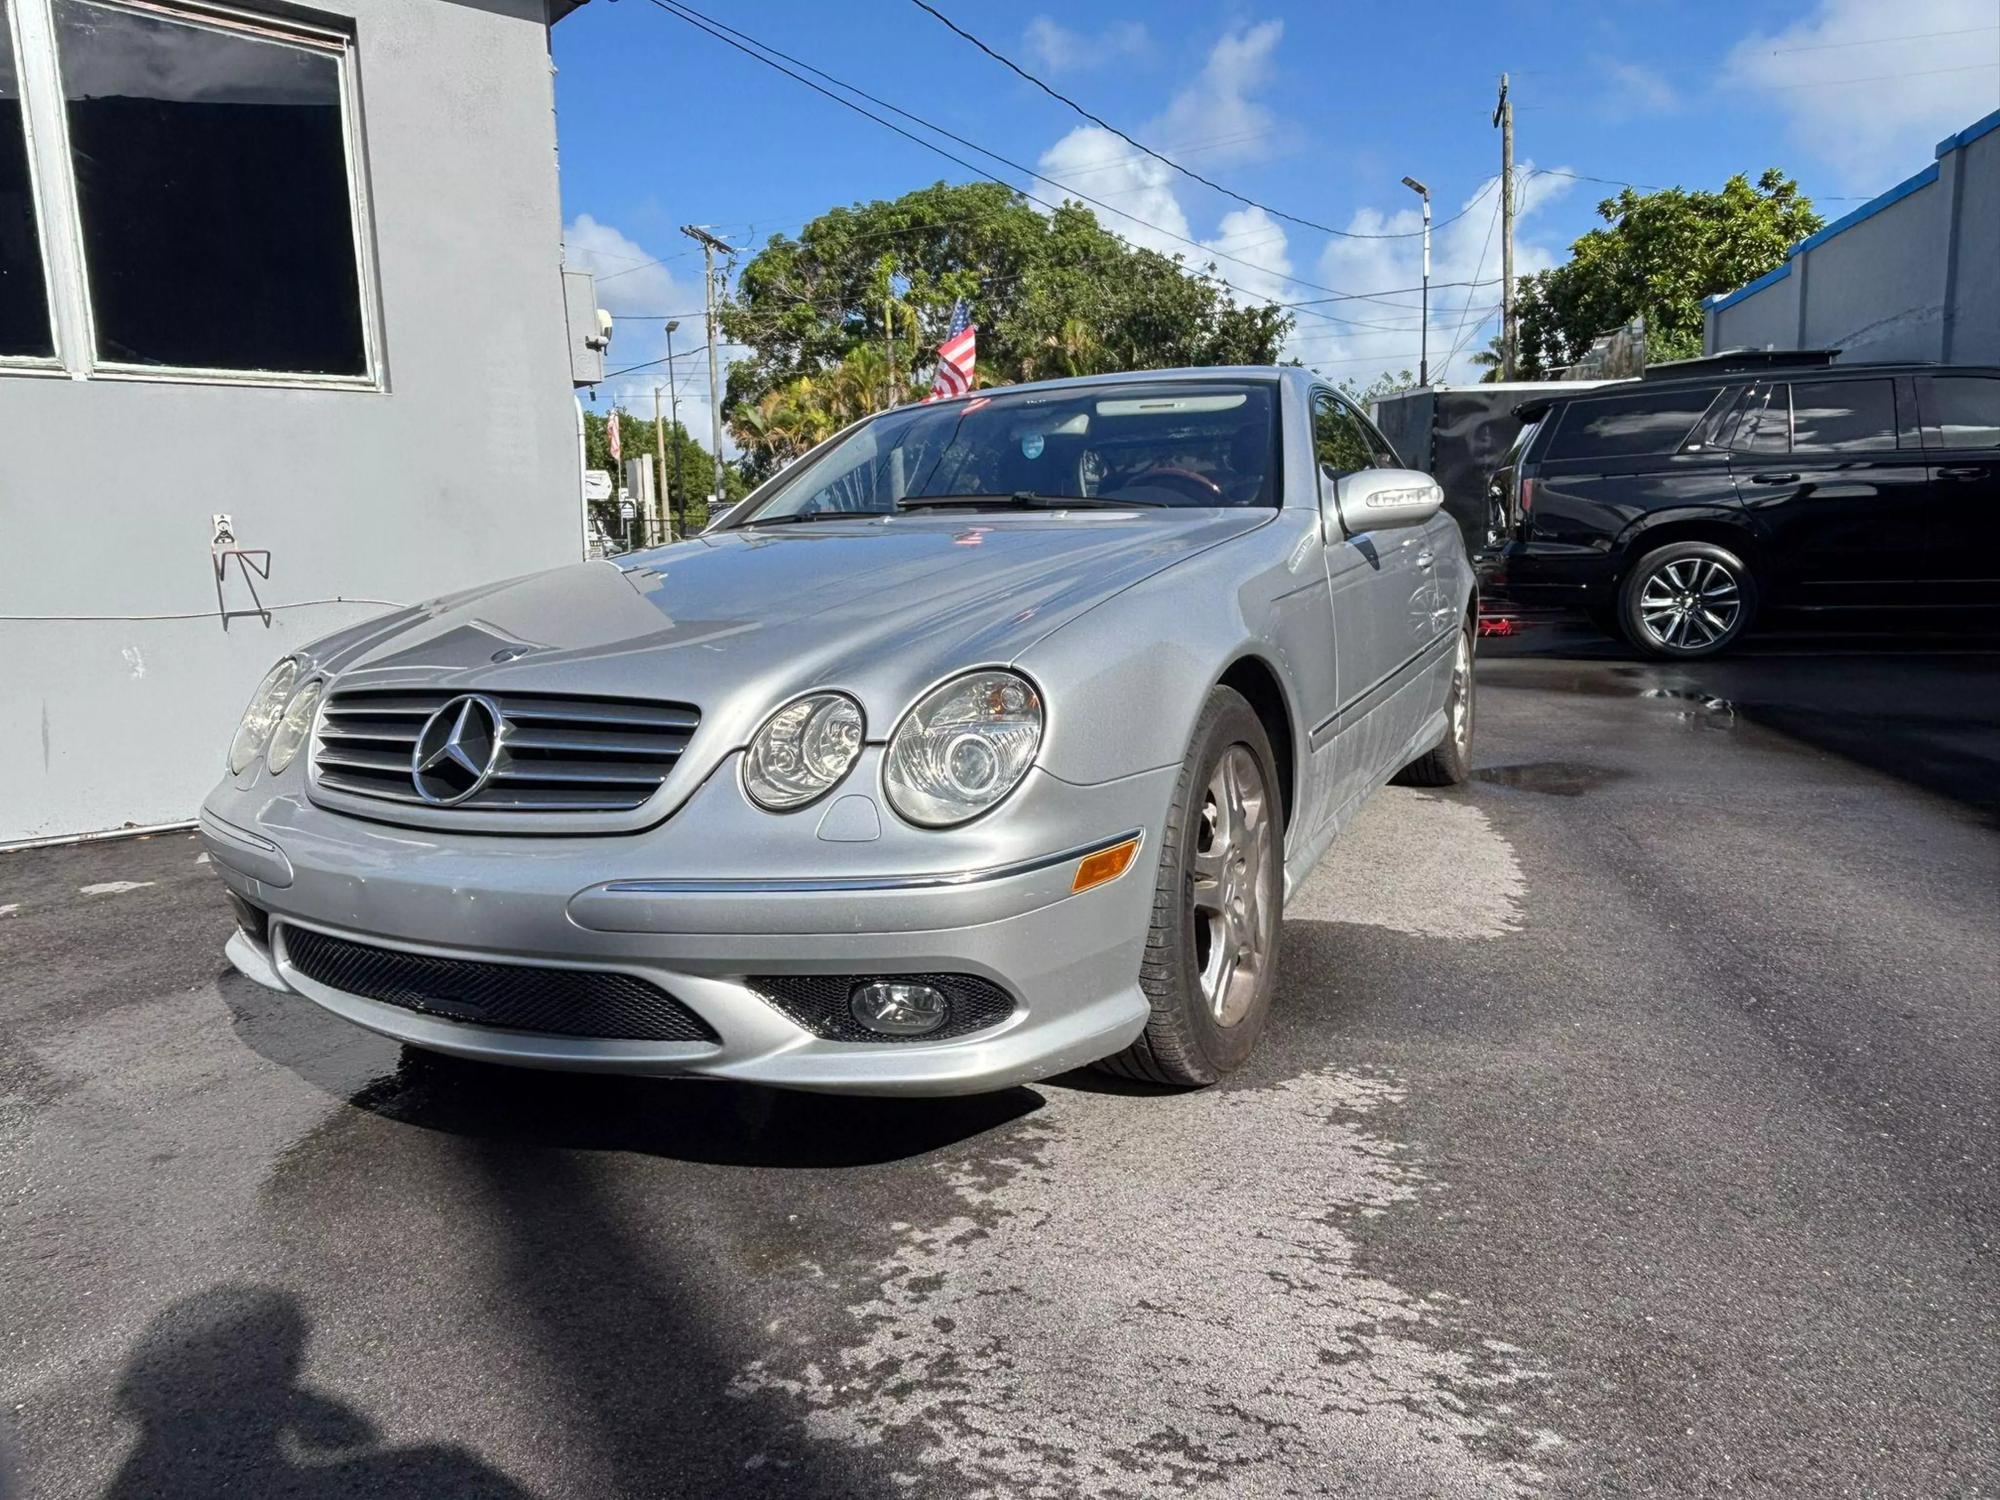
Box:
1471 334 1507 383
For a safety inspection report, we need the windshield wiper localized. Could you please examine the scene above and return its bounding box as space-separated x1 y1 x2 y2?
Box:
896 491 1164 511
737 509 891 527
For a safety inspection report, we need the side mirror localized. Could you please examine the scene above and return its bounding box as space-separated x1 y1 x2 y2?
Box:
1330 468 1444 536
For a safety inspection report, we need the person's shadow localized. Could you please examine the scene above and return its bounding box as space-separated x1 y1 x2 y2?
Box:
103 1286 538 1499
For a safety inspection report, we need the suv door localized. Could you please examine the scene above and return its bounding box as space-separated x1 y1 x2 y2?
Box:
1310 389 1434 815
1729 376 1933 607
1914 372 2000 608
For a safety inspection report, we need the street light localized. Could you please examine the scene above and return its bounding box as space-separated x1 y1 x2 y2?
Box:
664 320 684 537
1402 176 1430 386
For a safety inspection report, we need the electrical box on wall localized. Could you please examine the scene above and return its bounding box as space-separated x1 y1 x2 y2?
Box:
563 269 607 386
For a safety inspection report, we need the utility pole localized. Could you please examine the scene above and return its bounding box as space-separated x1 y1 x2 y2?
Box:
1494 73 1516 380
885 293 896 411
665 319 684 536
651 383 666 547
681 224 737 513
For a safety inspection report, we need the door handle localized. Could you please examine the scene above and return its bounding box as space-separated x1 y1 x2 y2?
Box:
1414 550 1435 568
1748 473 1800 484
1938 465 1989 480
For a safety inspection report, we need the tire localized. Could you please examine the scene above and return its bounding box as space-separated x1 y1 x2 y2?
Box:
1395 621 1476 787
1096 686 1283 1087
1620 541 1758 659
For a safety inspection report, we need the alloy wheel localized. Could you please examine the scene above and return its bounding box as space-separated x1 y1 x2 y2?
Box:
1636 556 1742 651
1451 629 1474 752
1190 745 1275 1028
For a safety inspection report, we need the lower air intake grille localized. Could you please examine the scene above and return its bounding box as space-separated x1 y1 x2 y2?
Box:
283 927 718 1043
747 973 1017 1043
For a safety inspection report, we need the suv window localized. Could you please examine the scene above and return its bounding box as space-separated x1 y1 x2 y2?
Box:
1790 379 1896 453
1312 391 1378 478
1545 387 1723 460
1924 376 2000 450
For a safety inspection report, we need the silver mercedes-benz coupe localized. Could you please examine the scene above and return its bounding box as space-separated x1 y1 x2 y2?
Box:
203 367 1476 1094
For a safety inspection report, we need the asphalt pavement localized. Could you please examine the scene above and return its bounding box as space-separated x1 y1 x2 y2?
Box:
2 621 1995 1498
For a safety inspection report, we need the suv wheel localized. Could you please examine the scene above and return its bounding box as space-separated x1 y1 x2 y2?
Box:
1620 541 1757 659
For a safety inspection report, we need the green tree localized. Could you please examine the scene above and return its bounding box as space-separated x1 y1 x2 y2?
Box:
721 182 1293 477
1513 169 1822 378
1338 369 1418 404
582 406 747 537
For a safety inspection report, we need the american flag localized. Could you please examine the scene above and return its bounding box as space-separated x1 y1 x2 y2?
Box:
925 299 977 401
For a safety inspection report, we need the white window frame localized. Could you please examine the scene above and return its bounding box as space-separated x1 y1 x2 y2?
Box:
0 0 64 373
7 0 383 391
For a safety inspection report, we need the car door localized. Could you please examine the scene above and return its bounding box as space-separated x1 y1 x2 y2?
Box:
1730 376 1934 607
1914 372 2000 608
1309 389 1433 816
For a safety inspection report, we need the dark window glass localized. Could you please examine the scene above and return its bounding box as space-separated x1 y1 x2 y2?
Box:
0 0 53 358
1313 393 1375 477
1730 386 1789 454
1358 408 1401 469
1925 377 2000 450
1547 387 1722 460
55 0 366 375
1789 379 1896 453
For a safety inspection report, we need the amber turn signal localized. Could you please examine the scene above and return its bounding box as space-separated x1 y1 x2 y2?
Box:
1071 836 1141 893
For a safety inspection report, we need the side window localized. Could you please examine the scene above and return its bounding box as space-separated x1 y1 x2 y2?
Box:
0 0 53 360
1357 408 1402 469
1789 379 1897 454
53 0 369 377
1922 376 2000 450
1730 385 1789 454
1545 387 1725 460
1312 392 1375 479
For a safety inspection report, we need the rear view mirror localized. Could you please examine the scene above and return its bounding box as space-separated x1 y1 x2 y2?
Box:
1332 468 1443 535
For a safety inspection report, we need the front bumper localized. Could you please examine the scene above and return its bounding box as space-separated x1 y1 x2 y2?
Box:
200 751 1168 1096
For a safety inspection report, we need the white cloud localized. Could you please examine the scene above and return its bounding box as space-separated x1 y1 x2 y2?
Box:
1602 61 1678 117
1153 19 1284 167
564 215 738 466
1295 166 1576 386
1022 16 1151 73
1722 0 2000 192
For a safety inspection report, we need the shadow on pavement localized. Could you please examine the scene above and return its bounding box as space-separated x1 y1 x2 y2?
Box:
101 1287 537 1499
220 970 1042 1169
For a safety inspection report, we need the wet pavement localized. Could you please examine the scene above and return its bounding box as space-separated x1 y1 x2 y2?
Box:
3 623 1996 1498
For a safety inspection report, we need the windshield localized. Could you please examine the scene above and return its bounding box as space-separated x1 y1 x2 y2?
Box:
734 380 1281 522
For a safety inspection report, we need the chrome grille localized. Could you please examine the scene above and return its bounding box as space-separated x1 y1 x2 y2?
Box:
314 688 698 813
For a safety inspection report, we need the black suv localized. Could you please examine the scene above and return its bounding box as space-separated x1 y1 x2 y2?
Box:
1484 363 2000 656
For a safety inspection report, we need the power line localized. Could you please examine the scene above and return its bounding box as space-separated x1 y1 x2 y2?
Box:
905 0 1483 242
636 0 1448 310
1771 24 1997 54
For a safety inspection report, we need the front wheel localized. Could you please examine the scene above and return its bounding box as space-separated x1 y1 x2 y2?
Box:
1096 686 1282 1087
1395 622 1475 787
1621 541 1758 658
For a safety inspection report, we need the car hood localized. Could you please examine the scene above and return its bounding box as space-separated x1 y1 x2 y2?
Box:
316 510 1268 750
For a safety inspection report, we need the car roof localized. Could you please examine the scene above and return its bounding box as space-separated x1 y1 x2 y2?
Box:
1512 362 1999 422
923 365 1296 405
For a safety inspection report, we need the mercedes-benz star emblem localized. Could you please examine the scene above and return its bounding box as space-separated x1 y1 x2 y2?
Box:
411 695 504 806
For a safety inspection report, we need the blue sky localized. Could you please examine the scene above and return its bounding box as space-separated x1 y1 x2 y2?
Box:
551 0 2000 441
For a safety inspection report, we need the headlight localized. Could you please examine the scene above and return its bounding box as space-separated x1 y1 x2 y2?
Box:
264 677 325 774
884 670 1042 827
227 659 298 774
744 692 865 810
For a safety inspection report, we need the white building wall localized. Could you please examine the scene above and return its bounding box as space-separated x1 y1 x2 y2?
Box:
0 0 584 844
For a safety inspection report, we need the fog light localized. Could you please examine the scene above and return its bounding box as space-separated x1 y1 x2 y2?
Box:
849 980 949 1036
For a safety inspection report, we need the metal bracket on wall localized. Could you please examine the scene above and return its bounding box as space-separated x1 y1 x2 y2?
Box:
212 547 274 630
